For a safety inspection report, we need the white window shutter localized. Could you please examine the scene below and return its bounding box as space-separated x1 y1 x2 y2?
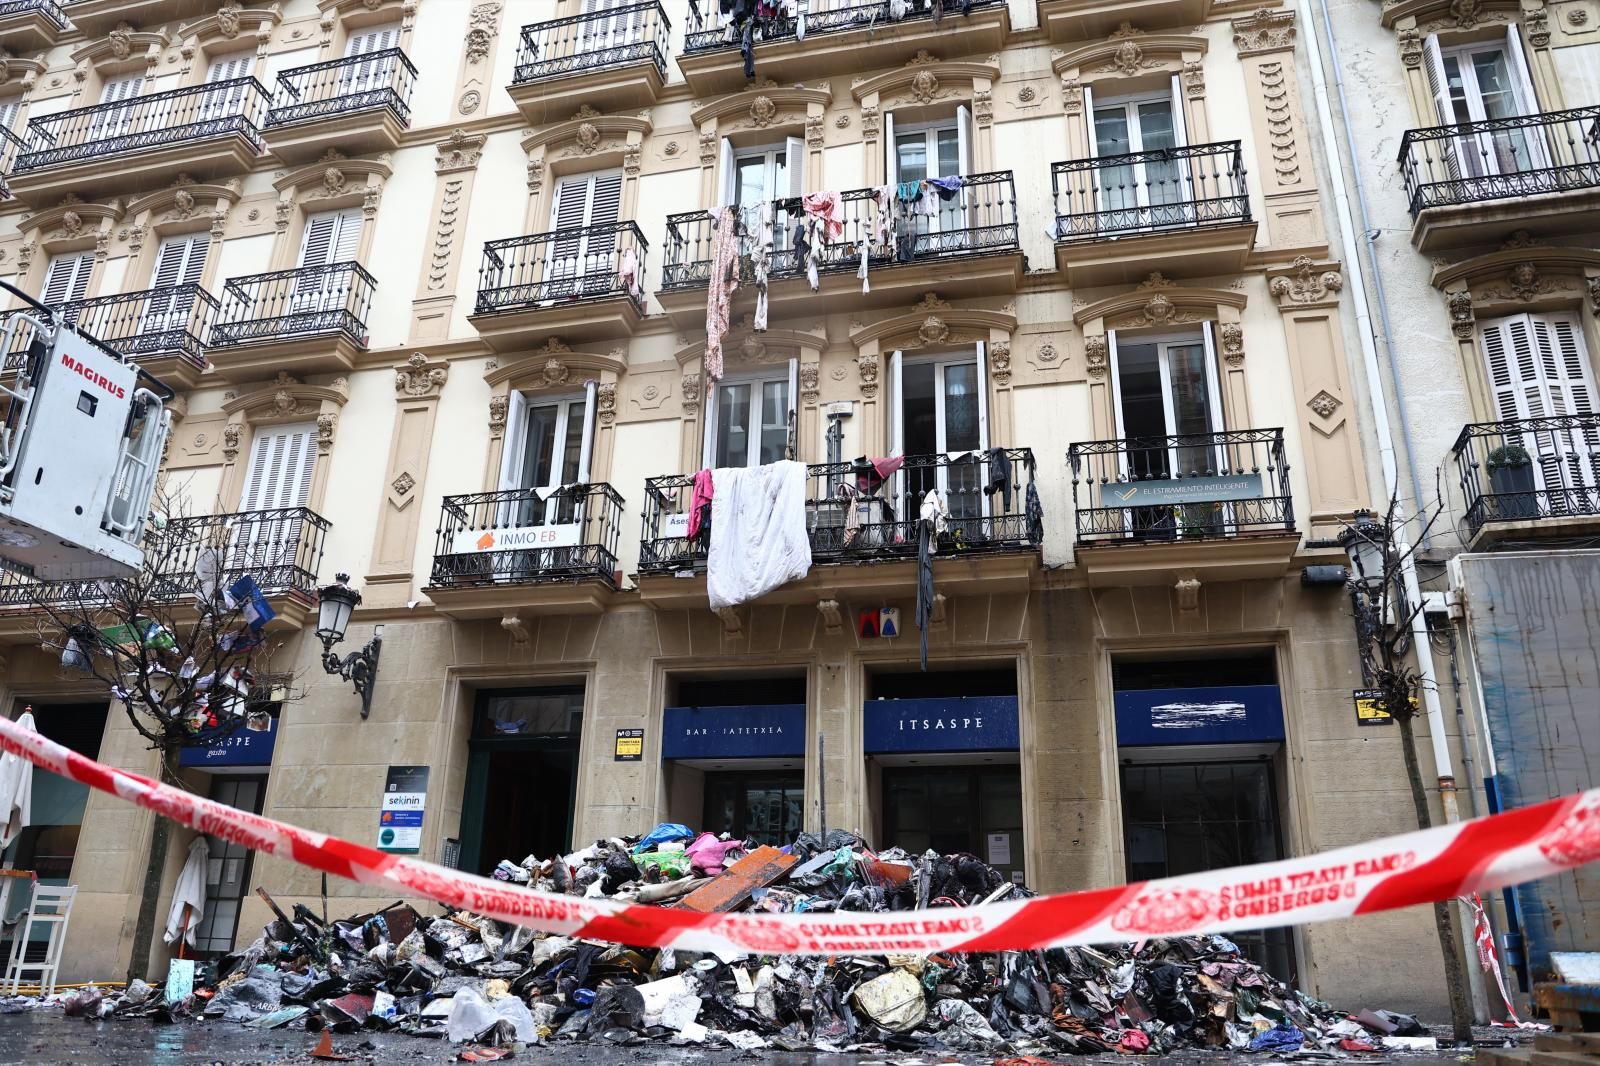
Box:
974 341 990 449
331 209 361 263
785 136 805 196
152 234 209 289
1478 316 1526 422
884 111 898 184
786 357 799 458
888 349 904 454
205 52 253 83
957 104 974 175
717 137 736 207
0 98 21 132
578 379 597 483
98 73 142 105
1169 75 1190 148
298 212 336 268
1107 329 1127 439
1534 314 1596 416
498 390 530 490
42 252 92 305
589 172 623 227
240 424 316 511
1422 35 1453 126
1083 86 1098 158
551 176 591 230
345 23 401 56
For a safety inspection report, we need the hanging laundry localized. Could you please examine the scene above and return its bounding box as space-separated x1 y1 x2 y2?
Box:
920 487 950 541
925 175 963 200
229 575 276 632
915 518 935 671
857 242 869 294
984 447 1012 511
752 200 773 332
619 247 641 300
707 461 813 611
894 180 922 207
889 0 911 18
704 206 740 383
914 182 941 217
801 191 845 243
1026 481 1044 544
687 468 715 541
871 184 896 247
871 455 906 480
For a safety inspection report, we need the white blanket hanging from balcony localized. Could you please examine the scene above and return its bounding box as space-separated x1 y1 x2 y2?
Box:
707 460 812 611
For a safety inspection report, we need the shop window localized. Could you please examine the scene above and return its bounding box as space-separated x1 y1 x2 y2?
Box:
704 770 803 847
191 774 267 958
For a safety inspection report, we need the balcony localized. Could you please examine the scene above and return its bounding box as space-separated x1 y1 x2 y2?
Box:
636 449 1040 609
210 262 374 380
1036 0 1211 40
679 0 1009 96
0 506 329 640
55 0 218 35
425 485 625 619
0 0 68 51
657 171 1021 323
1452 415 1600 547
262 48 417 164
0 125 24 200
507 2 669 123
9 77 268 205
2 284 216 390
1398 108 1600 252
1050 141 1256 286
1066 428 1297 586
468 222 648 352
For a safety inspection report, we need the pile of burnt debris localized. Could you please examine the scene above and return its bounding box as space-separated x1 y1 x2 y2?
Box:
64 827 1435 1056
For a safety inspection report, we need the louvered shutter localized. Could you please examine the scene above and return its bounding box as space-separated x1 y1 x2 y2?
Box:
295 208 360 311
142 233 210 330
0 98 20 133
92 74 143 141
548 177 593 288
884 111 897 184
1480 313 1599 508
344 23 401 95
233 423 317 575
41 251 92 306
785 136 805 196
1421 35 1464 180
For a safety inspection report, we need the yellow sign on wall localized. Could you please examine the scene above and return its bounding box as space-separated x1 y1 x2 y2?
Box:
1353 688 1415 727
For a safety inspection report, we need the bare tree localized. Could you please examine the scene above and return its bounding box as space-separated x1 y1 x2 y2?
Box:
1340 491 1474 1043
20 488 303 982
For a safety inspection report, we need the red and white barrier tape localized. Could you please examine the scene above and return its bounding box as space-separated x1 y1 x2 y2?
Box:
3 713 1597 957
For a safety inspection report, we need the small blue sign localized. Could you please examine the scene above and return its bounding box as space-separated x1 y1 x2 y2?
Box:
178 717 278 768
863 696 1020 754
662 704 806 760
1103 473 1262 508
1114 685 1285 747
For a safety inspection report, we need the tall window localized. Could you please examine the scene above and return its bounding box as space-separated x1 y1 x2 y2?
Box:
232 423 317 580
547 169 623 297
40 250 93 307
141 233 210 332
342 22 401 96
896 353 986 521
199 51 254 123
712 372 791 469
716 137 804 223
498 386 597 525
1423 29 1544 176
1479 313 1596 506
293 207 361 312
89 73 142 141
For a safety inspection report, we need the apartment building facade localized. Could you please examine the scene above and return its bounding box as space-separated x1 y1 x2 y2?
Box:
0 0 1498 1011
1317 0 1600 988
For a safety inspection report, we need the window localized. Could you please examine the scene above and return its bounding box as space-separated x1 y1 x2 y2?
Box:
497 384 597 525
548 170 622 296
580 0 648 53
1480 313 1596 504
1085 77 1191 221
342 22 401 96
40 251 93 307
716 137 804 216
706 368 793 469
294 207 361 311
141 233 210 332
0 97 21 134
199 51 254 123
232 423 316 574
886 109 973 235
89 73 142 141
1423 29 1544 176
890 350 988 523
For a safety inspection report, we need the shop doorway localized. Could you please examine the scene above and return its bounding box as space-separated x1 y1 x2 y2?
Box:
1112 652 1296 982
460 687 583 875
663 675 806 846
866 666 1025 883
192 775 267 958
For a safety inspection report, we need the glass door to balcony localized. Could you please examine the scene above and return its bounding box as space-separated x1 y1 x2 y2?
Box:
892 117 968 239
500 388 596 531
232 423 316 584
547 170 622 301
1425 33 1546 181
342 23 401 99
898 354 987 536
1481 313 1599 513
711 371 792 470
1112 333 1226 537
1092 93 1185 228
140 233 210 337
726 140 801 254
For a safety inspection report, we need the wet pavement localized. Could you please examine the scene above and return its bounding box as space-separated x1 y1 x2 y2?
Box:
0 1011 1534 1065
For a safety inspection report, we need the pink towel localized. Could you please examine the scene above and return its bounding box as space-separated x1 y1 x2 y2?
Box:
801 191 845 243
870 455 905 480
686 832 744 875
687 468 714 540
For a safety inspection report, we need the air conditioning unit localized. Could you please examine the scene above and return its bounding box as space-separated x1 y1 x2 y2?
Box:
0 295 171 581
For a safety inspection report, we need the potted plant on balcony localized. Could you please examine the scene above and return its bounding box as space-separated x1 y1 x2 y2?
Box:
1486 443 1539 520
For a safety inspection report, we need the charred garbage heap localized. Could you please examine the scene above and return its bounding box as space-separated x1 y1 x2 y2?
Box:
109 827 1389 1054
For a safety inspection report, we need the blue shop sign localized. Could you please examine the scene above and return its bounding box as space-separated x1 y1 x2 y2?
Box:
863 696 1020 754
178 717 278 768
662 704 806 760
1114 685 1284 747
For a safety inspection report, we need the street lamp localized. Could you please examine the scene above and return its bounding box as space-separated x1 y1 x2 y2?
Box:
316 573 382 719
1336 509 1388 593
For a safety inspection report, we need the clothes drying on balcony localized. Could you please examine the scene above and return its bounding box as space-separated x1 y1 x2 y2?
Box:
706 459 812 611
705 206 740 383
1026 481 1044 546
752 200 774 332
687 468 715 541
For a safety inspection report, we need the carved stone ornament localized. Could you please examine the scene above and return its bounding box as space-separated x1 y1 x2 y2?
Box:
1447 288 1476 340
60 210 82 237
597 382 617 425
1500 229 1545 250
1308 390 1341 418
222 423 242 463
540 336 571 354
323 167 346 195
973 89 993 126
109 23 133 60
466 2 502 63
488 394 509 437
1183 61 1205 97
989 341 1011 387
918 315 950 346
1232 8 1297 55
1450 0 1483 28
858 352 880 399
907 49 940 65
699 131 718 165
861 105 880 139
915 291 950 311
536 360 571 388
1139 272 1174 289
1398 27 1423 68
911 69 940 104
436 128 485 172
1143 291 1178 325
1220 322 1245 367
1588 275 1600 315
1570 8 1589 26
799 362 820 402
1482 261 1566 302
681 372 701 414
217 2 242 37
575 122 601 154
1109 20 1145 38
395 352 448 397
1017 85 1037 104
806 115 824 149
1084 335 1109 379
316 413 337 454
1111 40 1147 77
749 94 778 127
391 472 416 496
1271 256 1344 304
171 186 197 219
1036 341 1060 364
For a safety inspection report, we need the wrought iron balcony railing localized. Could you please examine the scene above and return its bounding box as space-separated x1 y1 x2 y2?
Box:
476 222 648 316
1451 414 1600 537
1051 141 1250 241
16 76 269 173
430 484 624 589
0 1 68 30
639 448 1040 575
1397 107 1600 215
661 171 1018 290
0 506 330 608
0 125 26 198
684 0 1000 53
513 1 669 84
212 262 375 349
1 283 217 372
1067 428 1292 544
266 47 417 129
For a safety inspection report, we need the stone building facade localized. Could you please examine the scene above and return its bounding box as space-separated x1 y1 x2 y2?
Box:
0 0 1529 1014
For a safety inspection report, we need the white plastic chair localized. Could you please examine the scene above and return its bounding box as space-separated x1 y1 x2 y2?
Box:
3 884 75 996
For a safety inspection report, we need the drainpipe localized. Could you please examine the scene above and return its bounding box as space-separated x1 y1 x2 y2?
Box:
1301 0 1483 1019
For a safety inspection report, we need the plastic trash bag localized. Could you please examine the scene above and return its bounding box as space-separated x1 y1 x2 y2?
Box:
632 823 694 852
